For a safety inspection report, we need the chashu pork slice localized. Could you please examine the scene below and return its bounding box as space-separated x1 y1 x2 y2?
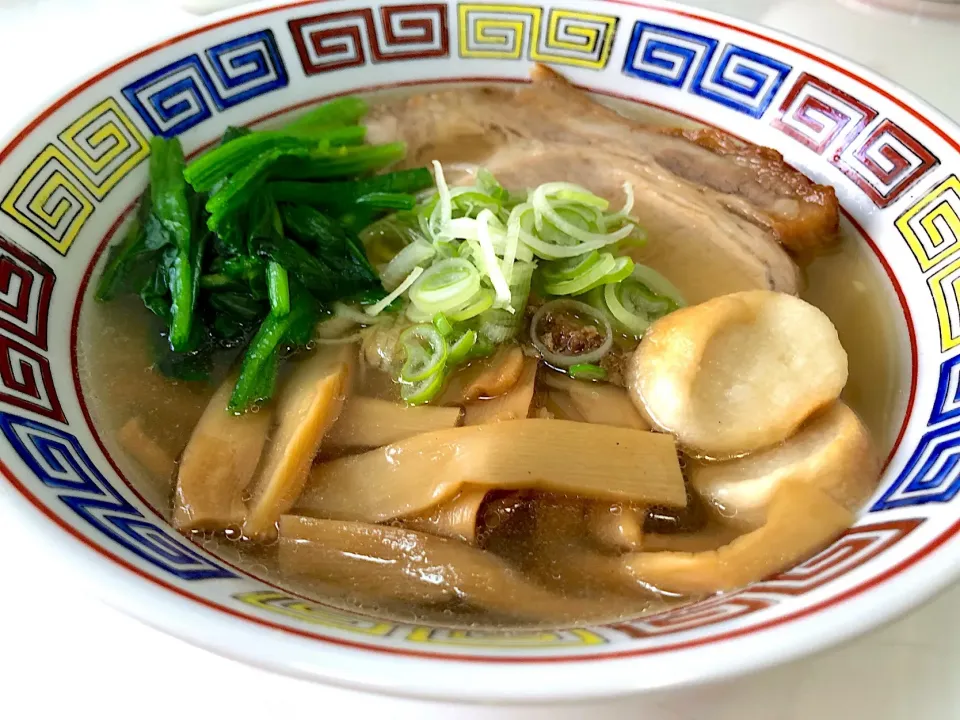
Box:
367 66 840 304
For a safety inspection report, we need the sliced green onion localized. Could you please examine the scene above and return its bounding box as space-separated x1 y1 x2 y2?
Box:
447 288 495 322
543 253 615 295
379 239 435 291
475 169 508 201
365 266 424 317
546 184 609 210
512 202 616 260
501 202 522 286
404 303 434 323
476 209 511 308
447 329 477 365
473 260 534 344
568 363 608 381
433 312 454 337
430 160 453 242
478 315 520 344
540 251 602 284
600 264 685 337
602 281 649 337
409 258 481 314
530 299 613 368
470 335 496 360
631 264 686 308
401 368 445 405
541 252 634 296
607 182 636 221
582 255 634 294
449 188 502 218
398 323 447 383
531 183 635 245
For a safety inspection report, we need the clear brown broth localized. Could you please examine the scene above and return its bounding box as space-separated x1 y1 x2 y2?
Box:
76 93 908 628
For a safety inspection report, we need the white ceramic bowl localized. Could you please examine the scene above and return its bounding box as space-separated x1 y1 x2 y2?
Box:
0 0 957 703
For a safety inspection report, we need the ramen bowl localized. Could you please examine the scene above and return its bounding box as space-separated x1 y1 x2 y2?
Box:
0 0 957 703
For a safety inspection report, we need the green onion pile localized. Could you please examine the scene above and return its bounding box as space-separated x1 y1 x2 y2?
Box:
338 163 685 403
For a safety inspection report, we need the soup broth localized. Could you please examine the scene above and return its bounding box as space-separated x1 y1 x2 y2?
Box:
77 87 906 629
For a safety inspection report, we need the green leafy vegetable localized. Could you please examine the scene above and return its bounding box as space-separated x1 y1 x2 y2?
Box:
228 292 321 413
272 142 406 181
149 136 195 351
94 93 418 413
279 204 378 299
94 195 155 302
282 96 369 131
186 126 365 193
267 262 290 316
271 168 432 209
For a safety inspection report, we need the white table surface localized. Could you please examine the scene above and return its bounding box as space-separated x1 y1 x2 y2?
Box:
0 1 958 717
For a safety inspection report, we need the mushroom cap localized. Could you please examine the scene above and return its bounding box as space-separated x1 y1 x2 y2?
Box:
627 290 848 458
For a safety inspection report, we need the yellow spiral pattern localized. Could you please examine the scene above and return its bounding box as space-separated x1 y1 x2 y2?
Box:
533 9 617 69
459 4 617 69
899 175 960 273
1 146 94 255
58 98 149 199
234 591 397 636
404 626 606 647
930 254 960 351
235 590 607 647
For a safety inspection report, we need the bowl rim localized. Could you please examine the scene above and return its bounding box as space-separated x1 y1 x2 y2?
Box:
0 0 958 703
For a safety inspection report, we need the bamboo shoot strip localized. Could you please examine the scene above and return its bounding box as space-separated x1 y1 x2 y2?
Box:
463 345 525 401
296 419 687 523
541 372 649 430
463 357 537 425
326 397 464 449
243 345 352 539
585 502 644 553
118 416 177 483
173 375 273 532
401 487 489 544
278 516 646 623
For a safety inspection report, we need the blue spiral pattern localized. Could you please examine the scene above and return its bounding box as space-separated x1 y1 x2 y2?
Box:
122 56 216 138
622 21 791 118
204 29 288 110
0 412 235 580
873 418 960 511
122 29 288 137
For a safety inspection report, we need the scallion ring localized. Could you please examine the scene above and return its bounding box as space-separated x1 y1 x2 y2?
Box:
447 329 478 365
447 288 495 322
398 323 447 383
432 312 454 337
540 251 602 284
602 265 685 337
401 369 445 405
530 299 614 368
568 363 608 381
630 264 686 309
408 257 481 314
